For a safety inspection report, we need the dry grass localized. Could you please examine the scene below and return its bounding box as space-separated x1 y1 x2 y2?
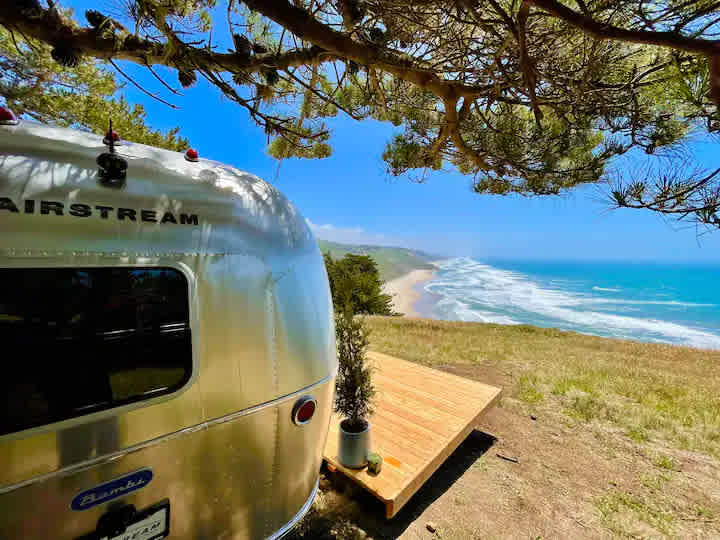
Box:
366 316 720 458
291 316 720 539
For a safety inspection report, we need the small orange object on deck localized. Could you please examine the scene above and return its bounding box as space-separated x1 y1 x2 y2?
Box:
324 351 501 519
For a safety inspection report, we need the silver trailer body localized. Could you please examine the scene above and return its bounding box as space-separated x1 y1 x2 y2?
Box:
0 122 336 539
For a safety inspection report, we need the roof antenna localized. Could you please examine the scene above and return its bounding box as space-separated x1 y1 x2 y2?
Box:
97 119 127 188
104 119 116 152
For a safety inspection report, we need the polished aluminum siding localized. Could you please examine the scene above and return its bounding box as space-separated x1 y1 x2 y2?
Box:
0 122 336 539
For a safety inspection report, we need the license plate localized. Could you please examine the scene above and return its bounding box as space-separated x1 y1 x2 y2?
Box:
99 502 169 540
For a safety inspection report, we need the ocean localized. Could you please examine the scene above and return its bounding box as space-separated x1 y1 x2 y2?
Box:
419 258 720 350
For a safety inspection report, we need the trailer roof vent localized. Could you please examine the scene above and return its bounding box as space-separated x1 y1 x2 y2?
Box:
0 107 19 126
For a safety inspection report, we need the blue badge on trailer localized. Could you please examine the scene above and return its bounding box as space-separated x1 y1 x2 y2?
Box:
71 468 153 511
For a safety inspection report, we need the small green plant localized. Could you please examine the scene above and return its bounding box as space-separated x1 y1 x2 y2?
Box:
641 472 669 491
596 489 674 534
654 454 678 471
334 309 376 432
516 374 544 403
627 427 649 442
367 453 383 474
693 505 714 519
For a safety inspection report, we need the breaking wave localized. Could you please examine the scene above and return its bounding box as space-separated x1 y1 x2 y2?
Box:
423 258 720 350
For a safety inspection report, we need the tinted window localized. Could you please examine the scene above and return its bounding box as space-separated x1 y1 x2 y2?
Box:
0 268 192 436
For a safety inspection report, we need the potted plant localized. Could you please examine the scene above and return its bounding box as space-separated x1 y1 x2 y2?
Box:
334 308 375 469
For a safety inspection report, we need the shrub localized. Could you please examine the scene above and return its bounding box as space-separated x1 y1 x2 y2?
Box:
324 253 394 315
334 309 375 431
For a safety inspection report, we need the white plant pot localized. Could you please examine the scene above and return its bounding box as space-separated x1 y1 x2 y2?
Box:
338 419 371 469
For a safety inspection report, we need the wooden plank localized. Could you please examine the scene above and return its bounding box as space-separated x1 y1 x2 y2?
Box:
387 396 496 516
323 351 501 519
369 351 493 397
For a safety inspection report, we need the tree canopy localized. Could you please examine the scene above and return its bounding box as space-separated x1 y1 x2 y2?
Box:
1 0 720 226
0 25 187 150
324 252 395 315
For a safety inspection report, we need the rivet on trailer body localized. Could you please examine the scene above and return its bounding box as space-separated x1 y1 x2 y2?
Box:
185 148 199 162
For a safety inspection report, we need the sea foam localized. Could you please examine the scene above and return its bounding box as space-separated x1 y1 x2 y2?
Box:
424 258 720 349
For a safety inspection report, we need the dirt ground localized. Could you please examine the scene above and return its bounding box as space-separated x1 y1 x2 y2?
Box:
289 362 720 539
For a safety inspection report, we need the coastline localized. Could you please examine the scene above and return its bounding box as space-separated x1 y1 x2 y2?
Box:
383 268 437 317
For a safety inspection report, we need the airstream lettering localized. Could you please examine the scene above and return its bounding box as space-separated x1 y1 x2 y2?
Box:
0 197 199 225
0 120 337 539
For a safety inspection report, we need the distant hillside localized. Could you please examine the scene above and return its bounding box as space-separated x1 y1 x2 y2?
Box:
317 240 435 282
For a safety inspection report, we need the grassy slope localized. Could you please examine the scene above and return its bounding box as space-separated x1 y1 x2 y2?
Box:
291 317 720 538
317 239 435 282
363 316 720 537
367 316 720 459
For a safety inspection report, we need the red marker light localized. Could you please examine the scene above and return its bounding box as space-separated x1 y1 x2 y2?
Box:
185 148 199 162
292 396 317 426
0 107 19 126
103 130 121 145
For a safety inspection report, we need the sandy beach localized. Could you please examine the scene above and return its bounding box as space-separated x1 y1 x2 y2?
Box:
382 269 436 317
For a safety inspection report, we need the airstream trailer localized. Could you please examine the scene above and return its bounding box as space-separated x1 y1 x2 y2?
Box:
0 114 337 539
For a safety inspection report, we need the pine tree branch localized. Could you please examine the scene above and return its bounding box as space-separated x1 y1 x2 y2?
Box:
283 69 363 121
526 0 720 55
517 1 543 125
0 4 337 75
241 0 495 100
144 62 183 95
109 58 179 109
445 96 489 171
0 0 500 104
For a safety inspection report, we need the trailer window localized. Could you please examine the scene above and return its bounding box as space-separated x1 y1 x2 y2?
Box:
0 267 192 436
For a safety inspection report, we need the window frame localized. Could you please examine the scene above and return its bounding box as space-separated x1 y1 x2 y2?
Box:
0 259 199 441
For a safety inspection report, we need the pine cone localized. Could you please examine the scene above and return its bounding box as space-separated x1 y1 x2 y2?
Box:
18 0 42 16
123 37 144 54
232 71 251 86
178 70 197 88
256 84 274 102
264 123 277 136
262 68 279 86
51 44 81 68
341 0 364 29
710 54 720 108
85 9 106 28
233 34 252 57
368 27 385 44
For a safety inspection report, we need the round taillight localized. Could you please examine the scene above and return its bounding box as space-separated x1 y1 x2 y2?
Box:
0 107 19 126
292 396 317 426
185 148 199 162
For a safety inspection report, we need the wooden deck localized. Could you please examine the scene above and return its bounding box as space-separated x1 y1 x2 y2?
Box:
324 351 501 519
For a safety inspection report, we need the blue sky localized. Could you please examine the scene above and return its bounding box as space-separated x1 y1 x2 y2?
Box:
65 1 720 261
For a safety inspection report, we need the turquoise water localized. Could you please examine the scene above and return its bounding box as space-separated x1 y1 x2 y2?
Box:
422 258 720 349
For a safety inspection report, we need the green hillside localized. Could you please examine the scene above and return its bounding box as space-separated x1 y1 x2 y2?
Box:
317 239 435 281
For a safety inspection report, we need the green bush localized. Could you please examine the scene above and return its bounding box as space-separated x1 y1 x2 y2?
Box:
324 252 394 315
334 310 375 431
